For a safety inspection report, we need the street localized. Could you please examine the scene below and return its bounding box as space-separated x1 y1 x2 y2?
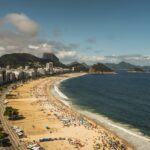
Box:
0 84 26 150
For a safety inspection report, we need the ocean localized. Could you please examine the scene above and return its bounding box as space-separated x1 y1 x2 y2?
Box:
59 73 150 139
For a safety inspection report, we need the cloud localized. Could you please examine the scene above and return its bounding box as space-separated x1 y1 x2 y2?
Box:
0 29 150 65
5 13 39 36
0 30 37 53
56 50 78 62
28 45 39 50
0 13 80 61
100 54 150 66
68 54 150 66
79 55 105 63
0 13 150 66
0 27 77 59
0 46 5 51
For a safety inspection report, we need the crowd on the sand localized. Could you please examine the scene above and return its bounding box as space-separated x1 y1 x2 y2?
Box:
28 79 128 150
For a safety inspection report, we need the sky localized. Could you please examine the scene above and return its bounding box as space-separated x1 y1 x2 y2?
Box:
0 0 150 65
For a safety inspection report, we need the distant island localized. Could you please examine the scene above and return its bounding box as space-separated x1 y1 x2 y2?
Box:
89 63 115 74
105 61 150 72
105 61 136 70
128 67 144 73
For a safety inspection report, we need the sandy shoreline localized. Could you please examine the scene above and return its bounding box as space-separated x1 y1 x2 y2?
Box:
6 73 134 150
54 73 150 150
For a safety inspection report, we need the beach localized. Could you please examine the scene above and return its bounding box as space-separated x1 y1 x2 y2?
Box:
6 73 133 150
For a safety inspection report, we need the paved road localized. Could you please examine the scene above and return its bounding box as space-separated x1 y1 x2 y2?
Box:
0 84 26 150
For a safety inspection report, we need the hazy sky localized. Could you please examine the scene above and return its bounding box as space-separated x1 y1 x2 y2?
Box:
0 0 150 65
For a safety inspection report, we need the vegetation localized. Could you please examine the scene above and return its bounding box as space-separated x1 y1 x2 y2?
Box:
0 130 9 147
105 61 136 70
0 132 7 140
0 53 66 68
4 106 19 118
0 87 3 91
133 67 144 72
128 67 144 72
0 86 7 91
0 126 8 141
68 62 89 72
90 63 113 73
5 94 17 99
0 127 3 132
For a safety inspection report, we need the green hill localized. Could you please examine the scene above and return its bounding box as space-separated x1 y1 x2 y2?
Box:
68 61 89 72
0 53 65 68
105 61 136 70
128 67 144 72
89 63 113 73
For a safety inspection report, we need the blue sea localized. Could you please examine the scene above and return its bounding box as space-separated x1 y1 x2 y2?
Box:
59 73 150 138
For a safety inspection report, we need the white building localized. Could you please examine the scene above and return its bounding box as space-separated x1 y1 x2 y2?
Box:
24 69 37 79
53 67 63 74
37 68 46 76
0 74 3 85
4 70 16 83
0 69 6 84
45 62 53 75
63 68 71 73
12 70 25 80
25 66 29 70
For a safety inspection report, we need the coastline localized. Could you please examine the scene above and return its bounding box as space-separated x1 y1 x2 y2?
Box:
6 73 133 149
53 73 150 150
50 73 133 149
53 73 87 106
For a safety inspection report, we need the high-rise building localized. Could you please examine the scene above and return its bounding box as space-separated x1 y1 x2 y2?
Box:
0 69 6 84
46 62 53 74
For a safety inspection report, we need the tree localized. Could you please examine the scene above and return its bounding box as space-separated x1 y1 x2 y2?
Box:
0 132 7 140
4 106 19 118
0 131 8 146
0 127 3 132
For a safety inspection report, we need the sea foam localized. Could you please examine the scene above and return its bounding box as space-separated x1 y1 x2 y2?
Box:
54 85 68 100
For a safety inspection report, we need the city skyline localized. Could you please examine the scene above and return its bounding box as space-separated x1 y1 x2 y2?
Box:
0 0 150 65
